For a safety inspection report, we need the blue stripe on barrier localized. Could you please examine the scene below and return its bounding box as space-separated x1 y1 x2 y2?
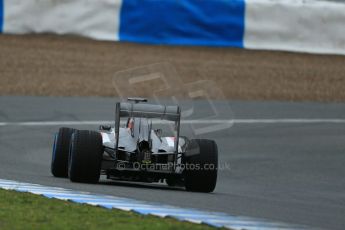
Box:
0 0 3 33
119 0 245 47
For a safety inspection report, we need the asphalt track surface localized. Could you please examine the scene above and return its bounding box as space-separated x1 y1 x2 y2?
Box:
1 96 345 230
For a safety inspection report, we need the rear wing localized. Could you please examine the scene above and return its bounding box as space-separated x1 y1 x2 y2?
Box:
118 102 180 121
114 101 181 154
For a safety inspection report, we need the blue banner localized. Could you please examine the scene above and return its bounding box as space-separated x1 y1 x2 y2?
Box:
0 0 3 33
119 0 245 47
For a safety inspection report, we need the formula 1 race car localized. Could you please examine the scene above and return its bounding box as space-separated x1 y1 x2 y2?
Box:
51 98 218 192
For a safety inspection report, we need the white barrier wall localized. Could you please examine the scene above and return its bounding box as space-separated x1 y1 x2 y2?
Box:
245 0 345 55
3 0 122 41
1 0 345 55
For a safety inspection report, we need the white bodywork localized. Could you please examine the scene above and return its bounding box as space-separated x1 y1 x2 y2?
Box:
100 128 184 154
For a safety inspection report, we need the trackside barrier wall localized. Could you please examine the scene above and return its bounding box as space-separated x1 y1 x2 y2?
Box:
244 0 345 55
1 0 345 55
1 0 122 41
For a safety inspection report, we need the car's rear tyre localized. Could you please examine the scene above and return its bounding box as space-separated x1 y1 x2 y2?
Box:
183 139 218 193
51 127 76 178
68 130 103 183
166 178 177 187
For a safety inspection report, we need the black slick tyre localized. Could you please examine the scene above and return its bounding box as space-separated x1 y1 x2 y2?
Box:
68 130 103 183
183 139 218 193
51 127 76 178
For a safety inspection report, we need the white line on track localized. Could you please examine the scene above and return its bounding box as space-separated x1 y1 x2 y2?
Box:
1 119 345 126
